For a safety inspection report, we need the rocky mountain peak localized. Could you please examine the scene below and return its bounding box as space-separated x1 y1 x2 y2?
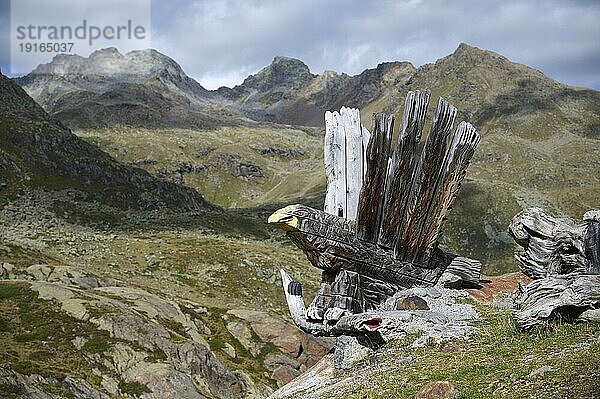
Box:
445 42 509 65
89 46 123 59
242 56 314 91
271 55 310 69
28 48 187 83
371 61 415 85
17 47 210 113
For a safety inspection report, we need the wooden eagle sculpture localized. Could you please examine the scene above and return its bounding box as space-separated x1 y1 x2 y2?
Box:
268 90 482 336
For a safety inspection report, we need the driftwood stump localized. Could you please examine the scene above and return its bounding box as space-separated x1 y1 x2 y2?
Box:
509 208 600 329
269 90 482 336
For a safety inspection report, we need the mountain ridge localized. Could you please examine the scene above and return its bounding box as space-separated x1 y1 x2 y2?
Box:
16 43 600 131
11 43 600 273
0 71 209 213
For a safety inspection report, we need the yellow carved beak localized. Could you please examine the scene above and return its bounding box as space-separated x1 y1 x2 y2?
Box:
268 207 299 231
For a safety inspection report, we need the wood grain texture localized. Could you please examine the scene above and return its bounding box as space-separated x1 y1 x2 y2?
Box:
508 208 599 277
355 113 393 242
361 126 371 178
280 269 327 336
280 204 453 287
378 90 430 249
584 211 600 273
443 256 482 286
514 274 600 330
414 121 480 263
341 107 364 220
510 208 600 329
324 110 346 217
396 97 457 261
324 107 369 220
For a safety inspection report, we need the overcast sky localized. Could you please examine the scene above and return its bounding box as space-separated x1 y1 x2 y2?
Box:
1 0 599 90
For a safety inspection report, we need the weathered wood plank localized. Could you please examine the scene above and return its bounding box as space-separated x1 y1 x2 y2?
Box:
413 121 480 263
584 211 600 274
324 110 346 217
361 126 371 179
378 90 430 249
324 107 368 220
280 269 329 336
341 107 364 220
355 113 393 242
395 97 457 261
441 256 482 287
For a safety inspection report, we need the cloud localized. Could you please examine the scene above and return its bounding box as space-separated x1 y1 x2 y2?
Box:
149 0 600 90
4 0 152 76
2 0 598 89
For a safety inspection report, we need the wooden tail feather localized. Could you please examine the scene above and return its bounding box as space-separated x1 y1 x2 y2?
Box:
377 90 430 249
395 97 457 260
355 113 393 242
326 92 479 268
415 122 480 263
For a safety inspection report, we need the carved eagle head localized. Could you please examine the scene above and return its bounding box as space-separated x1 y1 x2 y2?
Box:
268 204 356 239
268 204 359 272
267 204 303 232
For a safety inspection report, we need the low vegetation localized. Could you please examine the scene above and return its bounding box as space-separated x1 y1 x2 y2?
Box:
335 306 600 399
0 282 112 394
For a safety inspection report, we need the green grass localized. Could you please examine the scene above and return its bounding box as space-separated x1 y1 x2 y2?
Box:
0 383 24 397
0 282 114 388
0 284 22 299
82 335 113 354
118 380 152 397
335 306 600 399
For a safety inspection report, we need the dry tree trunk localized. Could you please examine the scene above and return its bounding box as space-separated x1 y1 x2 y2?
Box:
509 208 600 329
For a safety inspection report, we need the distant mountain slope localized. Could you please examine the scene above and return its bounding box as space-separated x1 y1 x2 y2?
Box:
15 48 244 130
17 47 210 105
0 72 207 211
17 50 416 129
12 44 600 274
371 43 600 140
216 56 415 126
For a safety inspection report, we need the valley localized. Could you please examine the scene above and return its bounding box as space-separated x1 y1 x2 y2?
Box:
1 42 599 398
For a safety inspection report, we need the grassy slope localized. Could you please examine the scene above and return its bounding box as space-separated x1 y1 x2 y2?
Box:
0 281 125 398
78 125 325 209
333 306 600 399
0 222 322 393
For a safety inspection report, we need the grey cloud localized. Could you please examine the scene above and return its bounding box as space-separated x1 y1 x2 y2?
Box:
150 0 600 90
1 0 598 89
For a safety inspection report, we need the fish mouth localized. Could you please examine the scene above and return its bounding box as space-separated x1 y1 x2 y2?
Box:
363 317 382 331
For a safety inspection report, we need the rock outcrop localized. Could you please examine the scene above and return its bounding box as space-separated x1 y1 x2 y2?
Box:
0 265 270 398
